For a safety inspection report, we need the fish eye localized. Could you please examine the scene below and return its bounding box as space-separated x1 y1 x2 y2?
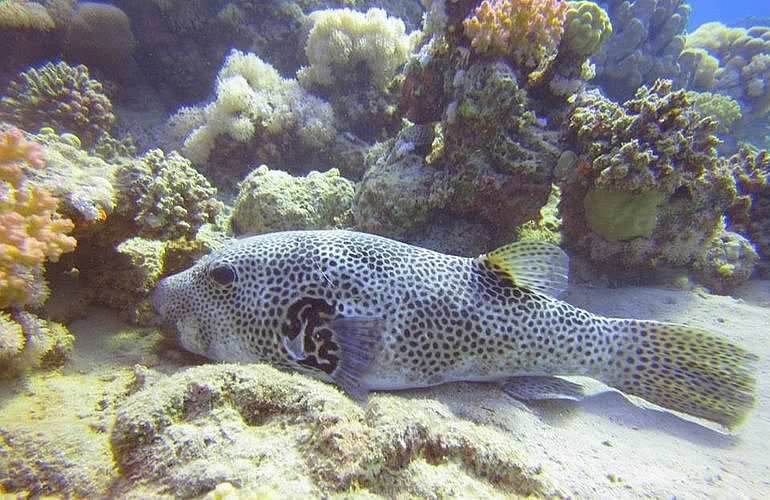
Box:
208 263 237 286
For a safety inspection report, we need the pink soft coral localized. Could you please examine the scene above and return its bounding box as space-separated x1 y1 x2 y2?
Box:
0 127 75 308
463 0 568 68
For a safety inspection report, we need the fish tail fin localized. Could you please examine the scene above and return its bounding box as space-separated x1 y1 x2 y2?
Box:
599 319 757 429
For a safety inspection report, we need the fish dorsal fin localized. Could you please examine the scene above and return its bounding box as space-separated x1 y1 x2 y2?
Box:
480 240 569 298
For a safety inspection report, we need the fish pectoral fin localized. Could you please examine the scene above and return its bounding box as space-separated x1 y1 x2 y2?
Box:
500 376 585 401
480 240 569 297
327 316 384 401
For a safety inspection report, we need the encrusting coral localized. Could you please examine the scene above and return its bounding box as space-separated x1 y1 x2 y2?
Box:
463 0 568 69
231 165 354 236
727 147 770 275
559 80 736 270
0 61 115 147
0 127 76 309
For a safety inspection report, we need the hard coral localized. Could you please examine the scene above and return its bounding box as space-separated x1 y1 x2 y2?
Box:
0 61 115 147
0 128 76 309
592 0 690 101
558 81 736 270
115 149 223 241
463 0 568 68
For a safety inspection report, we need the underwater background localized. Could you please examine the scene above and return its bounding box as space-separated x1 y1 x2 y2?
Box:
0 0 769 498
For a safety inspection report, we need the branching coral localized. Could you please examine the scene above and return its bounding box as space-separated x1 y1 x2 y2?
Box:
592 0 690 101
558 81 736 270
298 7 416 91
0 128 76 309
115 149 224 241
681 22 770 136
0 61 115 147
462 0 568 68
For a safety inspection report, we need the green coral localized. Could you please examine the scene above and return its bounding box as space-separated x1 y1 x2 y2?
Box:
231 165 355 235
115 149 224 240
0 311 74 378
583 188 664 242
0 61 115 147
562 1 612 57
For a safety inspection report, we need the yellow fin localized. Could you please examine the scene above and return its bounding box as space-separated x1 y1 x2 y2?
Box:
481 240 569 297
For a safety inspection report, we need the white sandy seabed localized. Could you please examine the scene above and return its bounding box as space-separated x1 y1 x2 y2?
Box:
1 282 769 498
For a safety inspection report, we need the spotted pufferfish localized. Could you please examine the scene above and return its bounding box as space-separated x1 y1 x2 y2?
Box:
151 230 757 429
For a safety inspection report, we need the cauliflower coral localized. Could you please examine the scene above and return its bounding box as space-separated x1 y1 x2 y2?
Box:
0 127 75 308
463 0 568 68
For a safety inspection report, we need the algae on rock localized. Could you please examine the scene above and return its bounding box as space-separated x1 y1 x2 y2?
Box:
110 364 551 498
231 165 355 235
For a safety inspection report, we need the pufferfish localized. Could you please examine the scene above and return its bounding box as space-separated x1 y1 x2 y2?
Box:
151 230 757 429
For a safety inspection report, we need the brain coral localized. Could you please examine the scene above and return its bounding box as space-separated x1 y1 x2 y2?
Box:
558 80 736 270
0 61 115 147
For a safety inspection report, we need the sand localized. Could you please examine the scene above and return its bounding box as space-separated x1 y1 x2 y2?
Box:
0 282 768 498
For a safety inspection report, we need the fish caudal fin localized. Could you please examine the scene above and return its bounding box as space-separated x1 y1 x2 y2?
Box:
601 319 757 429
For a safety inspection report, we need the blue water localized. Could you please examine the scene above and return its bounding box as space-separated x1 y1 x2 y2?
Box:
688 0 770 30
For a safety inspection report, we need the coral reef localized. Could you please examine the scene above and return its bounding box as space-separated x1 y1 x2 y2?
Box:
727 147 770 275
353 130 455 242
0 61 115 147
231 165 354 235
592 0 689 101
559 81 736 270
462 0 568 69
296 7 417 141
0 128 76 309
115 149 223 241
29 129 116 226
437 61 561 232
111 364 550 498
169 49 337 184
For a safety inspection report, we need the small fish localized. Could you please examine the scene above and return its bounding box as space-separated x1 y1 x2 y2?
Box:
151 230 757 429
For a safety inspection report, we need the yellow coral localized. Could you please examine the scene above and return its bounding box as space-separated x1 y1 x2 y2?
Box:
0 0 54 31
463 0 568 68
0 128 76 309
